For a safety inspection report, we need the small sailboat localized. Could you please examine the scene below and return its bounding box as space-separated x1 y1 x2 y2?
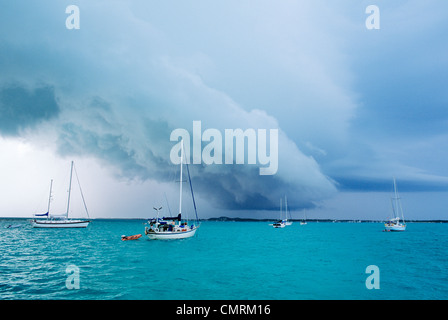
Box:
300 210 307 225
31 161 90 228
271 196 292 228
145 140 199 240
384 178 406 232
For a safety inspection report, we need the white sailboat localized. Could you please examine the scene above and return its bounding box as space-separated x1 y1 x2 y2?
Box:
145 140 199 239
271 196 292 228
384 178 406 232
300 210 307 225
31 161 90 228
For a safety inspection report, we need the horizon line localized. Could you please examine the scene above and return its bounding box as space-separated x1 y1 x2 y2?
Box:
2 216 448 223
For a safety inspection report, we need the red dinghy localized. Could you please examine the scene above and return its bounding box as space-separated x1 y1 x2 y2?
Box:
121 234 142 241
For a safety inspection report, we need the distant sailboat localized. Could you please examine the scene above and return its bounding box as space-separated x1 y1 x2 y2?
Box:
384 178 406 232
145 140 199 239
31 161 90 228
300 210 307 225
271 198 286 228
271 196 292 228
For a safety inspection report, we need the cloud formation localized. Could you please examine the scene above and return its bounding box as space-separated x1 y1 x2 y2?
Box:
1 1 447 219
0 0 347 213
0 84 60 136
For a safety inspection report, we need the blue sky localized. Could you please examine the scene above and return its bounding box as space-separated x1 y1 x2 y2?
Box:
0 1 447 219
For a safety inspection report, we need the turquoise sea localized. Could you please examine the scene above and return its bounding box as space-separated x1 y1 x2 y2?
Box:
1 219 447 300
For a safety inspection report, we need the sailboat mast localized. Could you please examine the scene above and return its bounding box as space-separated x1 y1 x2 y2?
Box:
66 161 74 218
280 198 282 219
393 177 399 220
185 158 199 223
179 141 183 215
285 195 288 221
47 179 53 215
394 177 405 223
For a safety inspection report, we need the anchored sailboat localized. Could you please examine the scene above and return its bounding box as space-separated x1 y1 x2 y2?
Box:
300 210 307 225
384 178 406 232
271 196 292 228
31 161 90 228
145 140 199 239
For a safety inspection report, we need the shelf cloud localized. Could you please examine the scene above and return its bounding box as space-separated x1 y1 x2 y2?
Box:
1 1 447 218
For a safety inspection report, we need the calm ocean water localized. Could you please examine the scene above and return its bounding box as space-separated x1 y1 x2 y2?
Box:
0 219 447 300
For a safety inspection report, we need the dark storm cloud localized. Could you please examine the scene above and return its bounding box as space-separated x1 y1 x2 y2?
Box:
2 0 448 218
0 84 60 136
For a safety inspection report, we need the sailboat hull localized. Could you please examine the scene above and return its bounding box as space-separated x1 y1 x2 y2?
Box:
384 224 406 232
145 227 197 240
31 220 90 228
271 222 286 228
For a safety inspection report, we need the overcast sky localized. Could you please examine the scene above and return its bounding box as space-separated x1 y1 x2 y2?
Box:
1 0 447 220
